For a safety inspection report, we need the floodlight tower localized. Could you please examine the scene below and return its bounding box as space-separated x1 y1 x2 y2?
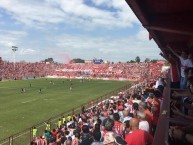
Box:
12 46 18 70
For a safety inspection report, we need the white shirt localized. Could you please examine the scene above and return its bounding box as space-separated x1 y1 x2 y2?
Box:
139 120 149 133
155 79 164 88
123 116 132 123
132 100 142 104
179 56 193 77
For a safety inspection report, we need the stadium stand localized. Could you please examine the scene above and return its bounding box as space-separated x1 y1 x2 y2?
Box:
27 80 165 145
0 60 165 145
1 61 164 82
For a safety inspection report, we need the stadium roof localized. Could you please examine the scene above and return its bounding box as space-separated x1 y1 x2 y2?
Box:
125 0 193 54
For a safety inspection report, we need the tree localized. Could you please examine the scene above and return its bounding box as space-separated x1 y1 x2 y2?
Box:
45 58 53 62
135 56 140 63
70 58 85 63
144 58 150 62
151 59 158 63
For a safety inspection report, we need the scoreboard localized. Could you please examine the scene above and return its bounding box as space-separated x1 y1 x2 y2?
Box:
93 58 103 64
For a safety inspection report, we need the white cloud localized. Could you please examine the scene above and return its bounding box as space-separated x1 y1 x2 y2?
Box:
47 27 161 62
0 0 138 29
20 48 37 55
0 30 27 48
0 1 162 63
0 27 162 63
136 28 149 41
0 30 30 61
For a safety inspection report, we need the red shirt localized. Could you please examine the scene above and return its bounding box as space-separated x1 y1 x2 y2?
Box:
51 131 57 137
151 98 160 125
113 121 123 136
125 130 153 145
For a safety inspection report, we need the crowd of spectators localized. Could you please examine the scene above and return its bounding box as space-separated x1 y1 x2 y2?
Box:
50 62 163 81
160 49 193 145
0 61 164 82
168 67 193 145
0 61 52 80
29 80 165 145
0 60 166 145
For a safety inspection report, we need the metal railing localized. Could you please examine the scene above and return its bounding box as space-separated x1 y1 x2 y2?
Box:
0 84 131 145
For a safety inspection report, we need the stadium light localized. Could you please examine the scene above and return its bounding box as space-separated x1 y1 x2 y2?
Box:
12 46 18 70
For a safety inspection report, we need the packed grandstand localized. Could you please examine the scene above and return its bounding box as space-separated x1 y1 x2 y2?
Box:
0 58 169 145
0 60 165 82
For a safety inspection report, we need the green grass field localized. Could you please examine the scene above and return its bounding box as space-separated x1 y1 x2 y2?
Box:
0 78 129 140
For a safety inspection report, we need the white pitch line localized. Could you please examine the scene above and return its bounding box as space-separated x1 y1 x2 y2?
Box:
21 99 37 103
44 98 55 101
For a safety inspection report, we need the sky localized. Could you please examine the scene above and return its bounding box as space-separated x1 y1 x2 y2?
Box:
0 0 163 63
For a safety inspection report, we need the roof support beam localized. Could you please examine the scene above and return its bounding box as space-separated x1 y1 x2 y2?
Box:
144 25 193 36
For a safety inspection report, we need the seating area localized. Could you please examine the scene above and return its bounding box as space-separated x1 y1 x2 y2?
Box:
30 79 165 145
1 61 164 82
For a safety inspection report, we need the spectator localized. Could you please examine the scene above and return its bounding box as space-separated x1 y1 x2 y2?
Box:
151 90 161 135
169 126 193 144
169 48 193 89
72 132 80 145
65 139 72 145
113 113 124 137
139 102 153 135
91 131 104 145
80 125 93 145
125 118 153 145
137 111 150 133
122 110 132 123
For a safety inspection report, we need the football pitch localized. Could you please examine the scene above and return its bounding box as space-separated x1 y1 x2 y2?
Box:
0 78 129 140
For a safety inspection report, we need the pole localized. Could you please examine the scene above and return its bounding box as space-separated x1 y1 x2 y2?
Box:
12 46 18 70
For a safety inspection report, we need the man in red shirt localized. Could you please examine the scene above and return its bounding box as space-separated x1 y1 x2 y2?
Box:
125 118 153 145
